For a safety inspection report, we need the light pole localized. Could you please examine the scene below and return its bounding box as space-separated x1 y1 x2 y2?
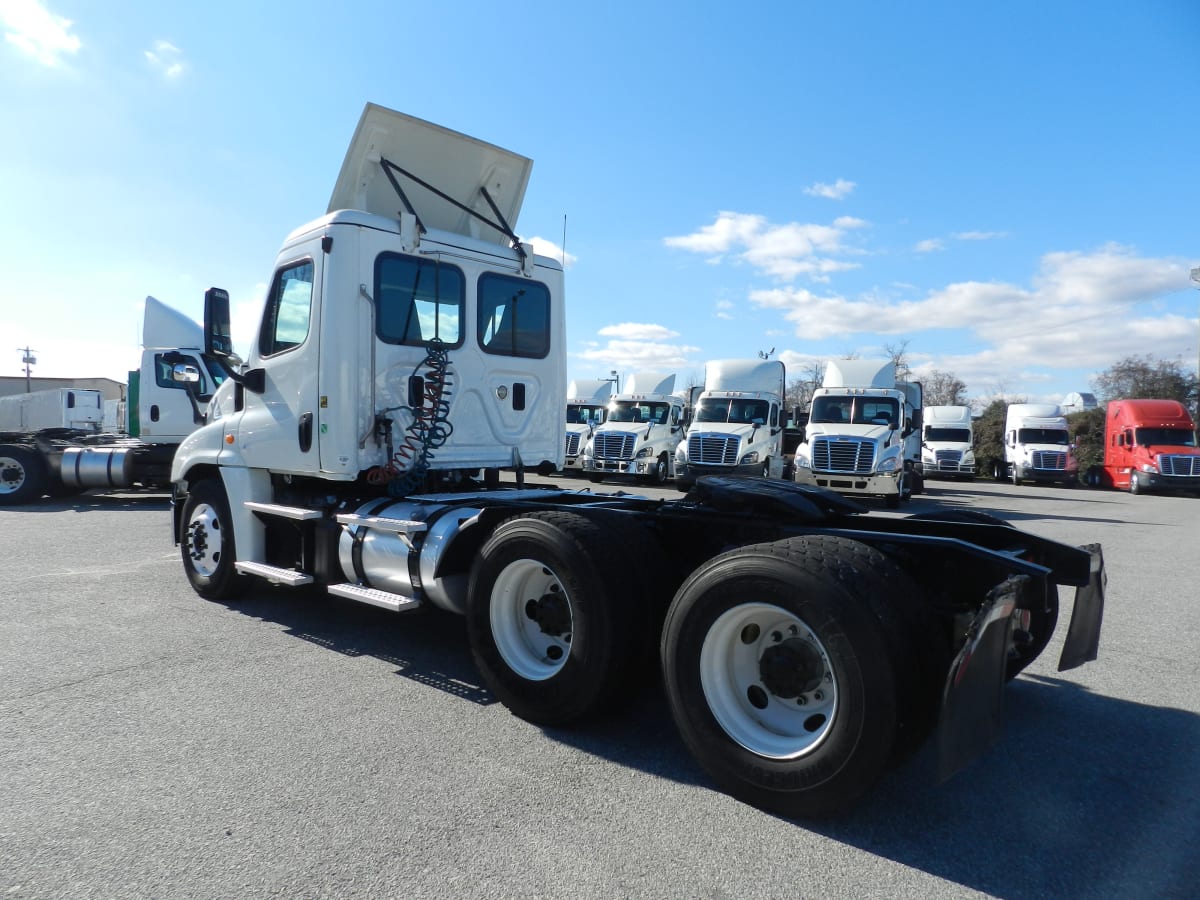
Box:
18 347 37 393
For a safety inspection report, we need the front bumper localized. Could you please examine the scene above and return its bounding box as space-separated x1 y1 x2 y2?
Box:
794 468 901 497
1017 465 1077 483
677 460 764 480
584 458 658 477
1142 472 1200 492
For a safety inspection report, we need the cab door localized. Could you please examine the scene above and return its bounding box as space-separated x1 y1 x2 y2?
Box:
235 249 323 474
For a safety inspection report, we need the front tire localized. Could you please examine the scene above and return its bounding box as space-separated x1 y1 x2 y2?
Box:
1129 471 1142 495
661 536 922 818
0 445 48 505
180 478 248 601
466 512 646 726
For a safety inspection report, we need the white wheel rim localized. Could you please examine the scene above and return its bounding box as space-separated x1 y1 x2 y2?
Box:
185 502 225 577
0 456 26 495
490 559 573 681
700 602 837 759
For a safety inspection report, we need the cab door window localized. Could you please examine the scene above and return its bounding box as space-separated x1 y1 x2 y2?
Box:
259 259 314 357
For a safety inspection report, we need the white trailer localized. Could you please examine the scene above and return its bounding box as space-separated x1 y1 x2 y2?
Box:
561 378 613 472
921 405 976 479
793 359 924 507
168 103 1105 818
580 371 686 484
0 297 228 504
1003 403 1079 486
674 358 786 491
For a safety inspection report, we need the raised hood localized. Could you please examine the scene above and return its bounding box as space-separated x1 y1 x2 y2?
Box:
328 103 533 246
143 296 202 350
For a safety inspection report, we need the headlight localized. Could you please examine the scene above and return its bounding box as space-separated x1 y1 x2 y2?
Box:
740 451 759 465
795 453 811 469
1141 463 1157 473
877 456 900 473
636 447 653 459
963 450 975 462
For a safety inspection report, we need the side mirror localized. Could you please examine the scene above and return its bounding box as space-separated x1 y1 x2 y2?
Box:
171 363 201 385
204 287 235 359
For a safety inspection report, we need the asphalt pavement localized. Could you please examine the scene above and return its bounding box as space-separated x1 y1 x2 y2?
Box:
2 477 1198 899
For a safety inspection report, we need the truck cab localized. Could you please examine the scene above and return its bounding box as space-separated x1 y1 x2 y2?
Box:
921 405 975 479
1004 403 1078 486
793 359 923 507
562 378 613 472
674 358 786 491
1101 398 1200 494
580 372 685 484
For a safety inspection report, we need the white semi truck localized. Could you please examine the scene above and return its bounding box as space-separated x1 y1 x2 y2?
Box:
169 103 1106 818
0 297 227 505
674 358 786 491
921 405 976 480
580 371 686 484
1002 403 1079 486
793 359 924 508
561 378 613 473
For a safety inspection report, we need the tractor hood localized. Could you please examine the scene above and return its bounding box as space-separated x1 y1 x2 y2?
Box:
328 103 533 247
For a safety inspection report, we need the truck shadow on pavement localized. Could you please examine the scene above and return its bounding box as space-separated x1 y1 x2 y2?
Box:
10 491 172 513
222 588 1200 899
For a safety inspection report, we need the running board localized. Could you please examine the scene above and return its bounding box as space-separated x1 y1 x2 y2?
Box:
244 501 324 520
336 512 428 535
234 561 314 586
327 582 422 613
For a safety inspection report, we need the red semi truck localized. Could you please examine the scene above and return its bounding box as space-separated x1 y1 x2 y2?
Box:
1100 399 1200 494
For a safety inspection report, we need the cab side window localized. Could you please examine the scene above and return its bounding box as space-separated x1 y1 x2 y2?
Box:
478 274 550 358
259 259 314 357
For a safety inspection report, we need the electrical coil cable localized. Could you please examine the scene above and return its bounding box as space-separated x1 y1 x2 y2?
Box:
365 340 455 495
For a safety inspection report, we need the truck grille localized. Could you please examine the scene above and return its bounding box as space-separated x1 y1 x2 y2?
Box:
564 432 581 457
592 432 635 461
813 436 875 474
1031 451 1067 470
1160 455 1200 476
935 449 963 469
688 433 739 466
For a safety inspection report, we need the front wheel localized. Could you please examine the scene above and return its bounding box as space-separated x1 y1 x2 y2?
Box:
644 453 669 486
661 537 912 818
0 445 48 506
180 478 248 601
1129 471 1142 495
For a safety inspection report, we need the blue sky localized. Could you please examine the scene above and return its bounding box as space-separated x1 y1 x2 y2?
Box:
2 0 1197 407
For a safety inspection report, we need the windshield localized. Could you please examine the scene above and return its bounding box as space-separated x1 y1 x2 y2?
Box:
695 398 770 425
566 404 606 426
925 426 970 442
607 401 672 425
1134 427 1197 448
1018 428 1069 445
811 396 899 426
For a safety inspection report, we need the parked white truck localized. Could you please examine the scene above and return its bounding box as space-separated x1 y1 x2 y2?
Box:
1002 403 1079 486
793 359 924 507
169 102 1106 818
0 297 227 505
921 405 976 480
561 378 613 472
580 371 686 484
674 358 786 491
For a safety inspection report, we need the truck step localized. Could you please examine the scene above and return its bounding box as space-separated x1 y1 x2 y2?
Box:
234 561 314 586
335 513 428 535
327 582 422 613
244 501 324 520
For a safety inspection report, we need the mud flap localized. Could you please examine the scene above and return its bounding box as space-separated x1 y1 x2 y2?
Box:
935 576 1022 782
1058 543 1105 671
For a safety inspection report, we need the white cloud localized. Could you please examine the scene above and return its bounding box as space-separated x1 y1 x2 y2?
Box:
145 39 184 78
665 211 867 282
528 235 577 268
915 238 944 253
576 338 701 372
754 245 1196 375
1 0 80 66
597 322 679 341
804 179 856 200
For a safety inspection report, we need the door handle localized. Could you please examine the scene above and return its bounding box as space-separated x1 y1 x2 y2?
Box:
298 412 313 452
